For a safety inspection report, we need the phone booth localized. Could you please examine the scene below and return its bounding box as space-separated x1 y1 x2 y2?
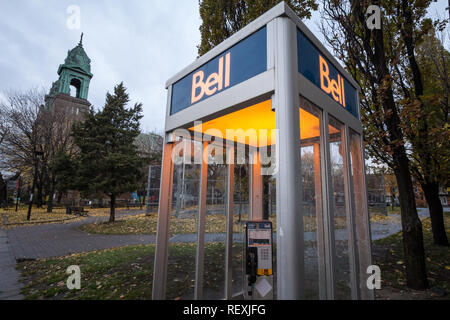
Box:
152 2 374 300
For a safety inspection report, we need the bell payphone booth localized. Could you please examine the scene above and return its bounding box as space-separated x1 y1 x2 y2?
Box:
152 2 374 300
245 221 273 300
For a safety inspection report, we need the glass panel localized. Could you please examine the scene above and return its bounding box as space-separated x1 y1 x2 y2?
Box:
261 145 277 299
328 116 352 299
300 99 323 300
350 129 372 299
165 139 201 300
232 160 249 296
366 169 387 216
147 165 161 211
203 149 227 299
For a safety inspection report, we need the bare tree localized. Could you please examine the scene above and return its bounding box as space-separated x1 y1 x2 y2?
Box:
134 131 163 207
405 27 450 246
0 89 45 187
134 131 163 163
40 105 80 212
0 107 10 147
0 88 78 212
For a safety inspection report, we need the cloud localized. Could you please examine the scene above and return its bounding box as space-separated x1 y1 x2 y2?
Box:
0 0 202 132
1 0 446 135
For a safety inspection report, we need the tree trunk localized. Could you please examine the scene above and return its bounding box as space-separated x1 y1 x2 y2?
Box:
393 155 429 290
141 193 147 214
368 14 429 290
47 180 55 213
57 191 63 205
422 182 449 246
109 194 116 222
400 0 447 248
0 174 6 206
36 178 43 208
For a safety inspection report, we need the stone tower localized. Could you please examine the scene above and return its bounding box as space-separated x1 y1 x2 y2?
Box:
45 33 93 118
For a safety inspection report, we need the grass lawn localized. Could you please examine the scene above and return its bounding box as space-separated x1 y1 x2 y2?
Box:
17 243 240 300
79 213 159 235
18 245 155 299
387 206 402 214
1 205 146 228
84 207 145 217
78 212 351 235
1 206 78 226
79 213 252 235
369 206 389 215
373 212 450 300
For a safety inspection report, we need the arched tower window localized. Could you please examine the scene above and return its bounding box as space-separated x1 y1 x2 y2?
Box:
49 34 92 101
70 78 82 98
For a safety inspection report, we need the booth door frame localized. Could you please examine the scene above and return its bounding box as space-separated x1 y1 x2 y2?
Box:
273 16 374 300
292 27 374 300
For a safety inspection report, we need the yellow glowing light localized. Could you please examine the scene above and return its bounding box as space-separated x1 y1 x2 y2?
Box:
189 99 335 147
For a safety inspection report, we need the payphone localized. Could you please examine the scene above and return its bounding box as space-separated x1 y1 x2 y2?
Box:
245 221 273 300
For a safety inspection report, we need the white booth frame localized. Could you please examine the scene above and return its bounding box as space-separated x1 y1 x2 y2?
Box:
152 2 374 300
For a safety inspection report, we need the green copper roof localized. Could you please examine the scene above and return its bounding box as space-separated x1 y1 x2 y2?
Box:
46 33 93 102
58 33 92 76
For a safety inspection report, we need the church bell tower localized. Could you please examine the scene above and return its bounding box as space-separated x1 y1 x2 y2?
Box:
45 33 93 117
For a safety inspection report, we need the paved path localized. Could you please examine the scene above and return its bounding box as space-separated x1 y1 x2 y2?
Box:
6 210 154 260
370 207 443 241
6 208 443 260
0 229 22 299
1 209 152 299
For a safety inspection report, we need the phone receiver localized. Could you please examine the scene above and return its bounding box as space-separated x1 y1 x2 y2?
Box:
246 247 258 287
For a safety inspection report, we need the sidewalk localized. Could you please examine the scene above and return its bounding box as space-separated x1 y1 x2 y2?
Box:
6 210 154 260
0 229 22 300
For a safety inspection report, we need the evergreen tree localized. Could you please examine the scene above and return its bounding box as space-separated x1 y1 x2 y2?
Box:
51 150 78 198
71 83 143 222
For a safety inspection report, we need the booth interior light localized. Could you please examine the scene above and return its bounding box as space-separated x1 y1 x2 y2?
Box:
189 99 338 147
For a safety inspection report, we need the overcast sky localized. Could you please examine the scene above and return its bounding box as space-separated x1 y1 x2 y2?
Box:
0 1 447 134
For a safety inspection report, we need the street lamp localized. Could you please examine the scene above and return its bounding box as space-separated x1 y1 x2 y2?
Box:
26 150 44 221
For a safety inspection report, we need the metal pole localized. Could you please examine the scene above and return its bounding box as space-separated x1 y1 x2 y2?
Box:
5 179 8 210
181 160 186 208
15 176 21 212
225 146 235 299
342 125 360 300
152 142 174 300
250 148 263 220
313 142 327 299
194 141 208 299
145 165 152 216
320 111 337 300
27 156 39 221
175 161 182 216
381 173 387 216
268 179 272 217
274 17 304 299
238 165 242 222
